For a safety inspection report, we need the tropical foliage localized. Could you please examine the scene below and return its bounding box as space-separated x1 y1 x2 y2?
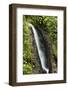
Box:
23 15 57 74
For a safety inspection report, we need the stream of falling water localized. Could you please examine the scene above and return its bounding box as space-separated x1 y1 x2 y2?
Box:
29 23 49 73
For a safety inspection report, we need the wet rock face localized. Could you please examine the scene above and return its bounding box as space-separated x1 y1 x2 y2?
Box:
35 27 53 73
35 26 57 73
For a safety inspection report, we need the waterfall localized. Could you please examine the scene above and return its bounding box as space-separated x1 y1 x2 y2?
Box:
29 23 49 73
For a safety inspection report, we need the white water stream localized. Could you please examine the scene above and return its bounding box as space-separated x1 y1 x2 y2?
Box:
29 23 49 73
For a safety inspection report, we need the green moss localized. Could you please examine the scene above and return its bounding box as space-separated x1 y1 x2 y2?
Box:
23 18 33 74
23 63 32 74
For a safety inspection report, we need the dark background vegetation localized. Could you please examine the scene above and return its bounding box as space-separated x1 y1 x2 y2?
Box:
23 15 57 74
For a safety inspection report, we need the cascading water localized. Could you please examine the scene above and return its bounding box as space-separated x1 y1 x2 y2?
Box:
29 23 49 73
